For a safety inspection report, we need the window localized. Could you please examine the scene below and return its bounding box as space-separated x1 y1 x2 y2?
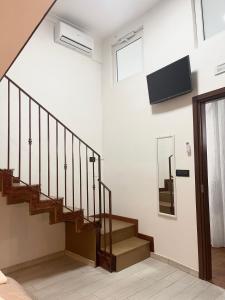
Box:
202 0 225 39
196 0 225 40
113 30 143 82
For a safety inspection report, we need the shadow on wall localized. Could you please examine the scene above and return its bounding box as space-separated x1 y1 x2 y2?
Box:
151 71 198 114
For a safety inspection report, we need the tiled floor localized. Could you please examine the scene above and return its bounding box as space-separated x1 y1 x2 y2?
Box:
9 255 225 300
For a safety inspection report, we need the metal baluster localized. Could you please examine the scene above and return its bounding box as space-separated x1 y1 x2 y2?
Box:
29 98 32 185
39 107 41 187
64 128 67 207
72 135 75 211
56 121 59 200
98 155 102 225
18 89 21 178
7 80 10 169
86 147 89 219
47 113 50 196
109 190 113 271
92 151 96 221
79 141 82 209
103 187 106 252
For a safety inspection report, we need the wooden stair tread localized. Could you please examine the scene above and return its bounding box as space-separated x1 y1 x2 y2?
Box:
84 216 100 223
63 206 80 213
101 218 135 235
102 237 149 256
160 191 171 195
11 183 40 190
12 183 24 187
160 201 172 207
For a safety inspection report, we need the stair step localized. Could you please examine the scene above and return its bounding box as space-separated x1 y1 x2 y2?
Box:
159 201 172 207
108 237 149 256
102 237 150 272
12 183 39 188
159 204 174 214
159 191 173 203
101 218 137 245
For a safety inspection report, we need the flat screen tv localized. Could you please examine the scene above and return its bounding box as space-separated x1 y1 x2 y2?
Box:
147 56 192 104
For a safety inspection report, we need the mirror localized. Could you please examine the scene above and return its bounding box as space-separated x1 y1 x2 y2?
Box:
157 136 176 216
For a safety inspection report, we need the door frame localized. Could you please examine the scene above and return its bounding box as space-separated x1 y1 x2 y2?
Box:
193 87 225 280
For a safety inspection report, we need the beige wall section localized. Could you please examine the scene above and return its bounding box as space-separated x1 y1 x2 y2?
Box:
0 0 55 79
0 193 65 269
66 223 96 262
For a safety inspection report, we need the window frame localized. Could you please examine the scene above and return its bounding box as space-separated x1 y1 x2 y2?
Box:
194 0 205 44
194 0 225 45
112 29 144 83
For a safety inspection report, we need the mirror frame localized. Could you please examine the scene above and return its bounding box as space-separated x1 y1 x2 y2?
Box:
156 135 177 219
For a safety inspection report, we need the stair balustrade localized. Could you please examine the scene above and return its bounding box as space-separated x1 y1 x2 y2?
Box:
0 76 113 271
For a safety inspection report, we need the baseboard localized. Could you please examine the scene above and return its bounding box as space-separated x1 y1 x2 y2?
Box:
65 250 96 267
151 253 198 277
2 251 65 275
137 233 154 252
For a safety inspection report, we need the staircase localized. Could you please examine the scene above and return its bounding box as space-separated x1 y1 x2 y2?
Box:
100 217 150 271
0 76 151 272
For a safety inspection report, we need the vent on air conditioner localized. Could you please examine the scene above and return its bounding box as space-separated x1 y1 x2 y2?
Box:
55 22 94 55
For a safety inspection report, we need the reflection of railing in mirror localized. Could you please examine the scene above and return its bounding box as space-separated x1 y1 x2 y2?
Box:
159 154 174 215
168 155 174 214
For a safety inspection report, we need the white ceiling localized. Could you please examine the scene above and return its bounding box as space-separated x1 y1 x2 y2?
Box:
50 0 160 38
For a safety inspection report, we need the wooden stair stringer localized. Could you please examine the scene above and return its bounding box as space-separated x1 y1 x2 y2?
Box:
0 170 84 228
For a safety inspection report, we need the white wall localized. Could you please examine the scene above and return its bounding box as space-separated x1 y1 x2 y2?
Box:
102 0 225 271
0 194 65 269
7 18 103 154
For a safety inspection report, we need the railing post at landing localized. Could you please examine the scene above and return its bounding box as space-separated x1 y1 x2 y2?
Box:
98 154 102 225
109 190 113 271
28 98 32 185
18 90 21 179
7 80 10 170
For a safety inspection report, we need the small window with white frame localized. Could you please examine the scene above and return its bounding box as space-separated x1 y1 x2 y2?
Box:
195 0 225 42
113 28 143 82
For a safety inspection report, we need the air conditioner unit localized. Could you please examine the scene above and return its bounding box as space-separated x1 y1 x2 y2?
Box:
55 22 94 55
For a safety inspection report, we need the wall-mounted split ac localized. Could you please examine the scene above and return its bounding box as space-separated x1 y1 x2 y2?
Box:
55 22 94 55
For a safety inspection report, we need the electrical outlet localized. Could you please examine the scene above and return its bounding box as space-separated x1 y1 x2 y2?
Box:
215 63 225 76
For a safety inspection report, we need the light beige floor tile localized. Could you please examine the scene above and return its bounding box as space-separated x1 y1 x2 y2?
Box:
9 256 225 300
194 284 225 300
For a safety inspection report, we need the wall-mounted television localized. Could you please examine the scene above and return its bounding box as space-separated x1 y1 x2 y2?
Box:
147 56 192 105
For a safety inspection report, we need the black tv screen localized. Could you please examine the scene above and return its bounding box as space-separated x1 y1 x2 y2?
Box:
147 56 192 104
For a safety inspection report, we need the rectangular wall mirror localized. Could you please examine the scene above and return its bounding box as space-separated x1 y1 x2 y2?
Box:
157 136 176 217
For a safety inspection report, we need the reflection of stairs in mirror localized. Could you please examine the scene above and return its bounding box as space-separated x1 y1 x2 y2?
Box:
159 179 174 215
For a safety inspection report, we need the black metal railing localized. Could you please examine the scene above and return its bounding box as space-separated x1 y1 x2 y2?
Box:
100 181 112 266
168 154 174 214
1 75 113 268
